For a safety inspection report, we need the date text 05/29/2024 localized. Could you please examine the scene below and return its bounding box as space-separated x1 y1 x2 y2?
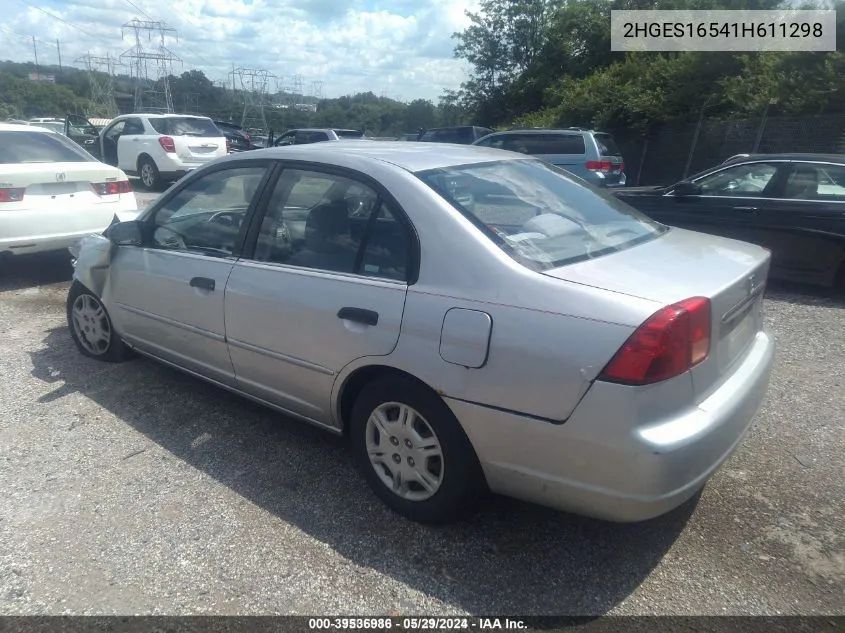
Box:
307 617 528 630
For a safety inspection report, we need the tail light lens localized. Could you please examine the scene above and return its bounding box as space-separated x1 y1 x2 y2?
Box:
92 181 133 196
226 138 232 153
159 136 176 152
0 188 25 203
585 160 613 172
598 297 711 385
619 162 625 172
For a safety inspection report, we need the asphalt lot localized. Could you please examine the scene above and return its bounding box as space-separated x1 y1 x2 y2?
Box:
0 204 843 615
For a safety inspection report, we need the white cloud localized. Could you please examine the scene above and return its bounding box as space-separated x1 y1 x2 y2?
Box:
2 0 480 101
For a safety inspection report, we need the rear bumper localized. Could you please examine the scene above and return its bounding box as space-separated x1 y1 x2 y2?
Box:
0 203 138 255
449 329 775 522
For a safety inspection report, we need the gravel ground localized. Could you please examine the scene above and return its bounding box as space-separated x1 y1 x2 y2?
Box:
0 249 843 616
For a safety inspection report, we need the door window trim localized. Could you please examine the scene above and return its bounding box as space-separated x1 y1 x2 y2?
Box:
667 159 845 204
135 159 278 259
239 159 421 285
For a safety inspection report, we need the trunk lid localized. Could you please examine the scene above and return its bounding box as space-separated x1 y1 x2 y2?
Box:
175 136 227 163
0 162 129 209
542 227 770 401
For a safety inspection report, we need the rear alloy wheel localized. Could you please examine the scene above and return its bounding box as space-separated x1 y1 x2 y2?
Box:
138 156 163 190
67 281 131 362
350 376 485 524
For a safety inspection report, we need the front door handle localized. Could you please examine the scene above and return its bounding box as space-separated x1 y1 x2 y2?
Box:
733 206 759 212
189 276 215 291
337 307 379 326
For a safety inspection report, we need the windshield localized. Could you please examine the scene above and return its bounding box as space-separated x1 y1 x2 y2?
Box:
149 117 221 137
417 159 665 270
0 130 94 164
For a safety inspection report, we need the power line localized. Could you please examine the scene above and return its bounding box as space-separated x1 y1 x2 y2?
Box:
120 0 218 69
12 0 113 46
0 24 58 48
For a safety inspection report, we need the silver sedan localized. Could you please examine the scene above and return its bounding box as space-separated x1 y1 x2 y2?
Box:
68 141 776 524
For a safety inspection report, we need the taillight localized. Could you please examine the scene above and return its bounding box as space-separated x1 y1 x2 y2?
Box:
585 160 613 172
159 136 176 152
0 188 25 203
619 162 625 172
92 181 132 196
226 138 232 153
598 297 711 385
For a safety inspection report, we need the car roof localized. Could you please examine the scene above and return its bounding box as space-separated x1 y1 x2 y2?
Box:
723 153 845 162
119 113 211 119
488 128 601 135
0 123 55 133
239 140 530 172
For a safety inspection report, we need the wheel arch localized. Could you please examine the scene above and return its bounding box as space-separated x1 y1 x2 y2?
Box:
136 152 156 171
335 363 441 437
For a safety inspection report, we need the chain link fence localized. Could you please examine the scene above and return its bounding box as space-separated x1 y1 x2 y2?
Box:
613 114 845 187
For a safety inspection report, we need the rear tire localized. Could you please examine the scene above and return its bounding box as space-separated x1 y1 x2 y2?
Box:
67 281 131 362
350 375 486 524
138 156 163 191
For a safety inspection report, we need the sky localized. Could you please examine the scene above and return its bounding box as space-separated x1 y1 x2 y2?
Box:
1 0 480 102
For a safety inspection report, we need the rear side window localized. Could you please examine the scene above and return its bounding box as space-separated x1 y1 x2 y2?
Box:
0 131 93 164
594 133 622 157
149 117 221 137
502 134 586 155
334 129 363 138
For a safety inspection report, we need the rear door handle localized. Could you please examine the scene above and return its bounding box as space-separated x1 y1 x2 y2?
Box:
337 307 379 326
733 206 759 212
189 277 215 291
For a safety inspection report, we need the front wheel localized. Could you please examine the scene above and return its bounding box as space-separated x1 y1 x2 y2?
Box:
350 375 486 524
67 281 131 362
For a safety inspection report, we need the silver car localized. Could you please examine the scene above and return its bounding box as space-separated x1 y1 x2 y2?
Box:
67 141 776 524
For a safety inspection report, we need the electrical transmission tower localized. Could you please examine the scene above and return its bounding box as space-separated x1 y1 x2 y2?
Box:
230 67 276 131
311 81 323 101
76 53 121 118
290 74 304 108
120 19 181 113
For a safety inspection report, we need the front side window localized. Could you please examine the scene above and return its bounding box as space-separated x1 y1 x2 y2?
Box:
122 118 145 135
0 130 94 164
148 166 267 257
252 168 410 280
693 162 780 197
104 121 125 141
418 159 664 270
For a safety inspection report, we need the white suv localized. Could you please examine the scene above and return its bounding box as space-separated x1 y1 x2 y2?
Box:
67 113 228 190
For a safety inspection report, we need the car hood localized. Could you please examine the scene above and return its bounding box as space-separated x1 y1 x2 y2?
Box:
540 227 770 305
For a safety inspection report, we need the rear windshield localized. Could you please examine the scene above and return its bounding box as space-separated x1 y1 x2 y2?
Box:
502 133 586 155
334 129 363 138
420 128 475 143
417 159 664 270
594 133 622 156
149 117 221 137
0 130 94 164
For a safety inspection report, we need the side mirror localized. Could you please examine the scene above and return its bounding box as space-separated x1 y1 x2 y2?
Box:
108 220 143 246
672 181 702 197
